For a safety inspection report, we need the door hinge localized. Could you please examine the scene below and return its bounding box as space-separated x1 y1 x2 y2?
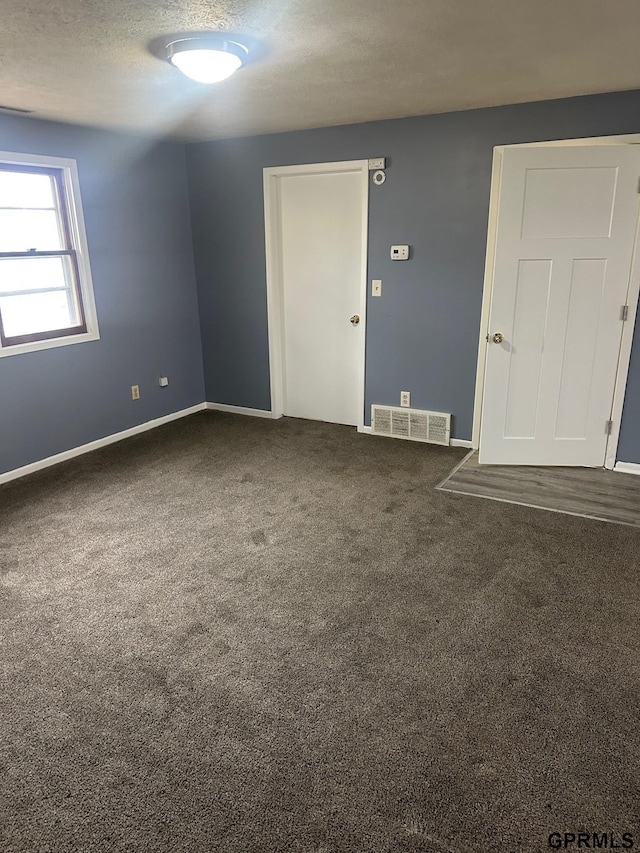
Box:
606 419 614 436
621 304 629 321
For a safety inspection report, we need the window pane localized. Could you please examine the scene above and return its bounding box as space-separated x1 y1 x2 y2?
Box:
0 170 56 208
0 256 69 294
0 290 78 338
0 209 64 251
0 255 81 339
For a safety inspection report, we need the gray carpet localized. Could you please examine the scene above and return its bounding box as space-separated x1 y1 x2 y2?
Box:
1 412 639 853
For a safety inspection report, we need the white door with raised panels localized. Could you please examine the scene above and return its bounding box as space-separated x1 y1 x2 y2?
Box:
480 145 640 466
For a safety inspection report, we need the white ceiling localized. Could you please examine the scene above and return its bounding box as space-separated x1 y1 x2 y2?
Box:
3 0 640 142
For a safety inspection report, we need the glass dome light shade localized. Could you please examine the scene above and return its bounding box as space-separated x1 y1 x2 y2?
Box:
167 39 247 83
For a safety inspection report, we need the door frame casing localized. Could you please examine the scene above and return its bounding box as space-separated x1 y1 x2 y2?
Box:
263 160 370 431
472 135 640 469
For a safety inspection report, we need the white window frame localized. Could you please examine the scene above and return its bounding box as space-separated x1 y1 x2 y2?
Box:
0 150 99 358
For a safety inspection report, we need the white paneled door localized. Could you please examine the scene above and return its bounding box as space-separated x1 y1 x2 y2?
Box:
480 145 640 465
276 165 367 426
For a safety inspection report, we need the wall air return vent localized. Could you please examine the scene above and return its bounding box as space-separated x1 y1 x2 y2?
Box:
371 405 451 446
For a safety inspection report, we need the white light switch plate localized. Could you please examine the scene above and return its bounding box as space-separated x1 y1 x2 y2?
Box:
372 279 382 297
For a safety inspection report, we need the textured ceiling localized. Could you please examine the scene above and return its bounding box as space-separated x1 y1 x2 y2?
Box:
2 0 640 142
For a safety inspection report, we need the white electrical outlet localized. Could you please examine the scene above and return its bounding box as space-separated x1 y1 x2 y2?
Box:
400 391 410 408
372 279 382 297
159 376 169 387
131 384 140 400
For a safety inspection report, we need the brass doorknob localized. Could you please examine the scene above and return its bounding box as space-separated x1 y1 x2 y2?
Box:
492 332 504 344
350 315 360 325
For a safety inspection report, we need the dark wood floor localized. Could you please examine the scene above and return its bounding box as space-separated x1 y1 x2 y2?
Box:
437 451 640 527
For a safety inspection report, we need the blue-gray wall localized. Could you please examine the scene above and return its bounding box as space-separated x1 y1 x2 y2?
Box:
3 91 640 474
186 90 640 463
0 114 205 475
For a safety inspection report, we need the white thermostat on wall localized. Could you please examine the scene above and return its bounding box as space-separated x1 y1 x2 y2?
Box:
390 245 410 260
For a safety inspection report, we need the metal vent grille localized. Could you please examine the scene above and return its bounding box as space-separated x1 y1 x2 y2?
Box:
391 410 410 437
427 414 449 444
371 405 451 446
372 406 392 435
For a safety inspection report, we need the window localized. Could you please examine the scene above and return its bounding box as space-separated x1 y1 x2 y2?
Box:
0 152 98 356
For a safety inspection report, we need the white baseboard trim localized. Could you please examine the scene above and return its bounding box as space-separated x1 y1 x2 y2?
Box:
450 438 474 448
0 403 207 486
205 402 275 418
358 425 372 434
614 461 640 475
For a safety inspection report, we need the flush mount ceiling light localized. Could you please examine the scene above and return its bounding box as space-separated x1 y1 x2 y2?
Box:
166 36 249 84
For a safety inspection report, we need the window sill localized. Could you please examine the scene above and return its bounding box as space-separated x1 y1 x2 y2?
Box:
0 329 100 358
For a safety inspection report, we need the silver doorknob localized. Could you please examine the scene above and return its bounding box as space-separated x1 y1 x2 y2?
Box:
350 315 360 325
492 332 504 344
